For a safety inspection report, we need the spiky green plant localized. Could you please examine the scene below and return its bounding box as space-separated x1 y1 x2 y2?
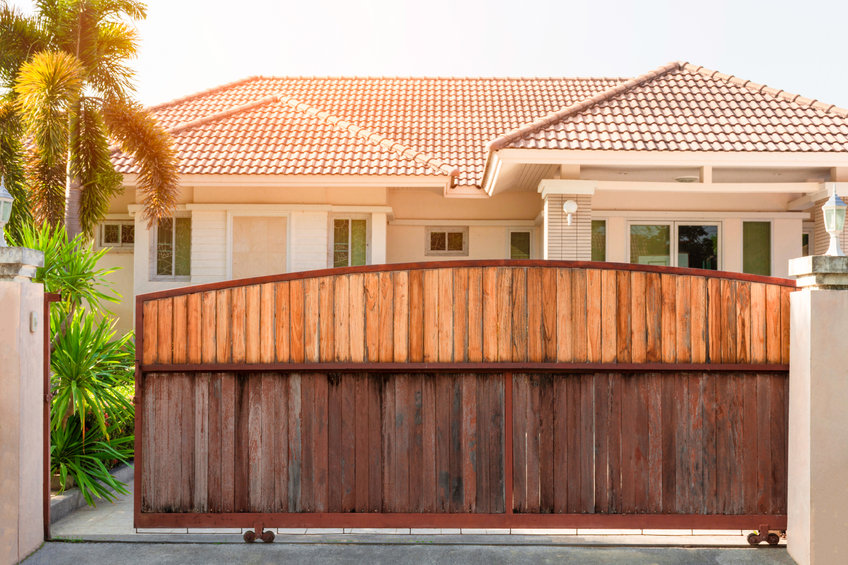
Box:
0 0 179 239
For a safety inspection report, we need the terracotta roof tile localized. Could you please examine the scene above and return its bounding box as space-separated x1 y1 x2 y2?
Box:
114 65 848 188
498 62 848 153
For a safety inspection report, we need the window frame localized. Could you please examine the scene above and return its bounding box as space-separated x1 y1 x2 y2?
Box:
591 219 607 262
328 214 371 268
626 220 722 270
97 220 134 252
150 214 192 281
425 226 469 257
507 228 533 260
741 220 773 276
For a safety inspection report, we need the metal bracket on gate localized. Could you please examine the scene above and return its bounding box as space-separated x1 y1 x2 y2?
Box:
244 522 275 543
746 524 782 546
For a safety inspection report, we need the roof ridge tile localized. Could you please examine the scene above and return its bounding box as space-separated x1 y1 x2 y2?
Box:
278 95 460 179
486 61 684 150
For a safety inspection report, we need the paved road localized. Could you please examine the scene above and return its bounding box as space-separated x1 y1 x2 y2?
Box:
24 541 796 565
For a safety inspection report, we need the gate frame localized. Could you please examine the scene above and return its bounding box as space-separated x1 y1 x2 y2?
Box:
134 260 794 531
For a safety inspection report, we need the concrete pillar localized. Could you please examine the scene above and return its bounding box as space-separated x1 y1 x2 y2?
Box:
0 247 45 565
787 255 848 565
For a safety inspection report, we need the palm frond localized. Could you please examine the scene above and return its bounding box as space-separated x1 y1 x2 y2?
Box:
25 146 66 227
85 21 138 98
0 2 48 87
103 97 179 227
0 95 31 237
15 50 83 167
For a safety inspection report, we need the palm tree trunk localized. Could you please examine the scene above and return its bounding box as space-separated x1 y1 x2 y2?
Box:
64 177 82 239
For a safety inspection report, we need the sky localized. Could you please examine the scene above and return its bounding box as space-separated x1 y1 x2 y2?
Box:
11 0 848 108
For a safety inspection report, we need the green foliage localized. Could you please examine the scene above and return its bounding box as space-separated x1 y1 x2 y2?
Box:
50 308 134 438
9 222 118 312
0 0 179 238
11 222 135 505
51 416 133 505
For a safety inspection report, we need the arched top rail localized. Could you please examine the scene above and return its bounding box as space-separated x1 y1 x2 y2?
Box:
137 261 794 369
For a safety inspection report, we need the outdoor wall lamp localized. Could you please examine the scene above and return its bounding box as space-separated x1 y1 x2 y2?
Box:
823 189 847 256
563 199 578 226
0 179 13 247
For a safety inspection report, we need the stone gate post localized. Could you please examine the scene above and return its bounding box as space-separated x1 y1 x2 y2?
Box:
0 248 45 565
787 256 848 565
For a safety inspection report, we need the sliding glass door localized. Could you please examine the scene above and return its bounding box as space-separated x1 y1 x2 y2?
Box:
630 222 719 270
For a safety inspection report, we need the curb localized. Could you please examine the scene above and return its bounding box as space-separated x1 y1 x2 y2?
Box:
50 462 134 524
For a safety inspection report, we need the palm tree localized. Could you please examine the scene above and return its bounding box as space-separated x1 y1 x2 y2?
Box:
0 0 178 238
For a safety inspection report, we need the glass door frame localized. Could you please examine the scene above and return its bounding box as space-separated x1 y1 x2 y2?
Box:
626 220 722 271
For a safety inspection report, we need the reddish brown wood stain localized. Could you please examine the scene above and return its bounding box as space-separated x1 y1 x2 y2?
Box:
136 262 792 529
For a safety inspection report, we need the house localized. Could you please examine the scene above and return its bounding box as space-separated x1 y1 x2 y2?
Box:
102 61 848 333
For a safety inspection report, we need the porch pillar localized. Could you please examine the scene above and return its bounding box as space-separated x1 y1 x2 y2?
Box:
0 247 45 565
787 255 848 565
538 179 595 261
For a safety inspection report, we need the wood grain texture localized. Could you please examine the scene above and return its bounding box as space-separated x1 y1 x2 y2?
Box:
140 264 792 367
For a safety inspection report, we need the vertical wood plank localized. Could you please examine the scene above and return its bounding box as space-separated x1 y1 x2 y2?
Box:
287 373 302 511
245 285 261 363
349 274 366 363
616 270 631 363
461 374 477 512
675 276 691 363
435 374 451 511
234 375 250 512
392 271 409 362
142 301 158 365
186 294 201 364
511 267 528 361
645 273 662 362
572 270 588 362
299 374 313 511
771 374 788 514
157 298 173 364
646 374 663 513
273 374 288 512
497 267 513 362
527 268 543 362
742 374 758 512
313 374 329 511
220 373 235 512
511 374 527 512
289 281 305 363
247 374 264 511
467 268 484 362
750 283 766 364
206 374 222 513
201 292 216 363
378 272 394 362
765 285 782 364
354 375 369 512
707 278 721 363
303 278 319 363
216 290 231 363
230 287 246 363
341 375 356 512
586 269 602 362
541 269 557 362
423 270 439 362
327 375 342 512
334 276 350 362
781 287 792 364
556 269 573 362
720 280 737 364
553 375 569 513
438 269 454 362
408 374 423 512
364 273 380 362
453 269 468 363
600 269 617 363
538 375 555 512
421 373 437 512
736 282 752 364
690 277 707 363
318 277 335 362
368 374 382 512
407 271 424 363
274 281 290 363
193 373 209 512
630 272 647 363
482 268 498 362
660 274 676 363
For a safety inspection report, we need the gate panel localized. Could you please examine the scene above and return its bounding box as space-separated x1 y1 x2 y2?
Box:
141 372 504 515
135 260 794 530
510 372 787 516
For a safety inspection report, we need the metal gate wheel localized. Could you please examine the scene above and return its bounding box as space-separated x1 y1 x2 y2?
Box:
243 531 257 543
261 530 276 543
766 533 781 546
747 533 760 546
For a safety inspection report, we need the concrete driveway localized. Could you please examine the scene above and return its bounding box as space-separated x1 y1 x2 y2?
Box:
24 541 795 565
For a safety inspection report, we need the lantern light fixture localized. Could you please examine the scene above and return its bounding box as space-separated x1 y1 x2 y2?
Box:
822 188 847 256
562 199 578 226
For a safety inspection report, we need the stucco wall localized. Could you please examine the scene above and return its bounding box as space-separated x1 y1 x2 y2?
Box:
231 216 287 279
0 280 44 565
98 251 134 335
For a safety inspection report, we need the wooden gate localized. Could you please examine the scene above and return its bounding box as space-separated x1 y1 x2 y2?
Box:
135 260 793 531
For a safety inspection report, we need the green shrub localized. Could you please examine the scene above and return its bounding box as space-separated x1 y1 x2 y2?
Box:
10 223 135 504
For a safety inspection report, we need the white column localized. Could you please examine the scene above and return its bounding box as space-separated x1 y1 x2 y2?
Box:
787 255 848 565
371 212 387 265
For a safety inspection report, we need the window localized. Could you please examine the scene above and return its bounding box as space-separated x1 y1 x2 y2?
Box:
743 221 771 276
155 217 191 278
99 221 134 250
426 226 468 256
629 222 719 270
333 218 367 267
801 232 810 256
591 220 606 261
510 230 531 259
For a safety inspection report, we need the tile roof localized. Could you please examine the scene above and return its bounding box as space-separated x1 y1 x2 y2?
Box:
113 63 848 189
494 62 848 152
113 76 627 186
